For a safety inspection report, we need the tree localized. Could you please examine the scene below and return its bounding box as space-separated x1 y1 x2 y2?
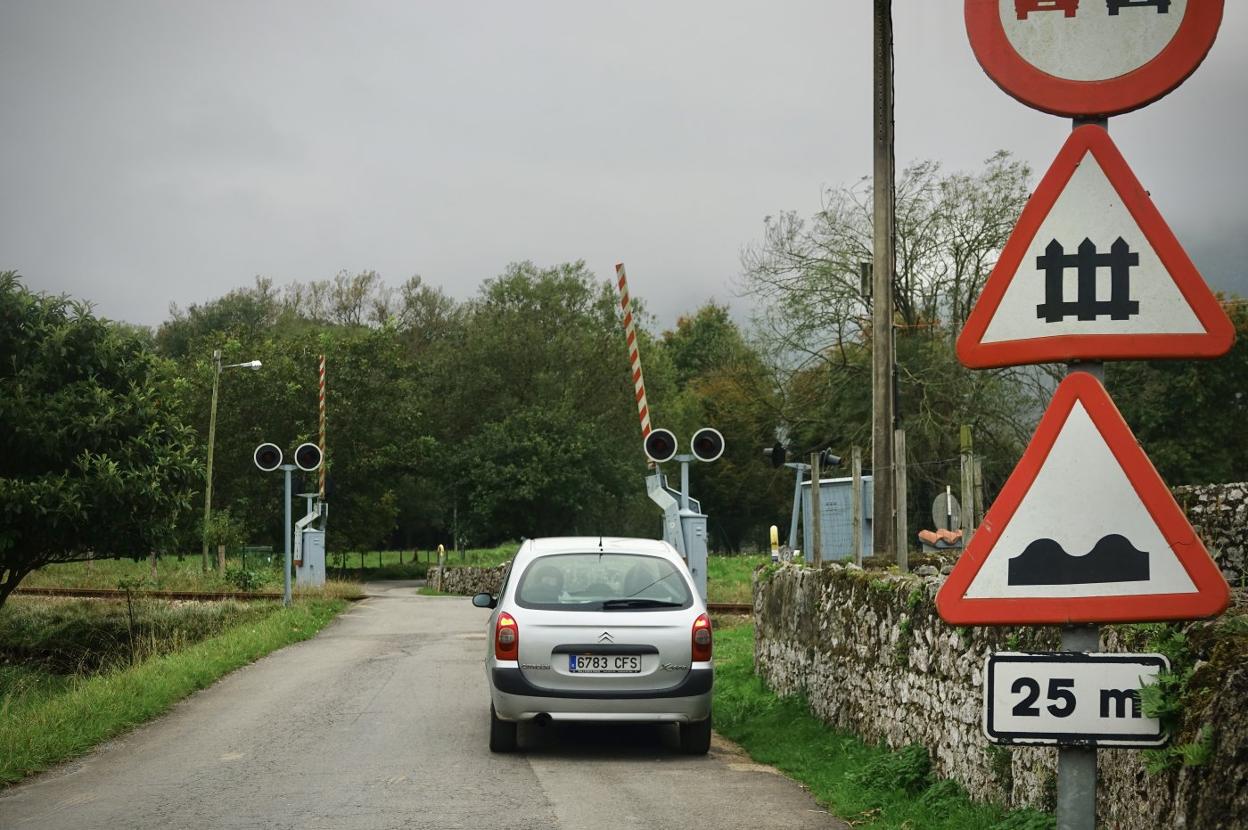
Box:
1107 298 1248 486
658 304 791 551
738 154 1044 541
0 273 199 608
434 261 656 543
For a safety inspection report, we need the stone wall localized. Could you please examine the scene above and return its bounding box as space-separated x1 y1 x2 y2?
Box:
427 564 507 595
1175 481 1248 587
753 563 1248 828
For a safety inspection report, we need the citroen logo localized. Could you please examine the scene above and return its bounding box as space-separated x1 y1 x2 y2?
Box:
597 631 614 644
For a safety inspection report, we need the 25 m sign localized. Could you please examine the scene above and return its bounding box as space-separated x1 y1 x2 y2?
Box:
984 653 1169 747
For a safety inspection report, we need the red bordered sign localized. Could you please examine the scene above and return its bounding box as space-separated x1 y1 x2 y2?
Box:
965 0 1224 117
957 125 1234 368
936 372 1230 625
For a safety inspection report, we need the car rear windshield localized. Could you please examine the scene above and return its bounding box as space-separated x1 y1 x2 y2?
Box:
514 553 693 611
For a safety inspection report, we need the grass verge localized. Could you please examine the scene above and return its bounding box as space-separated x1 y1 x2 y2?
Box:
0 598 346 786
706 554 768 604
713 622 1054 830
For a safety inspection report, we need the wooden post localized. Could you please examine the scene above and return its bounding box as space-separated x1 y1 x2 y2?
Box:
149 550 158 583
217 544 226 574
810 452 823 567
894 429 908 572
851 447 864 566
974 457 985 525
960 425 976 544
871 0 897 562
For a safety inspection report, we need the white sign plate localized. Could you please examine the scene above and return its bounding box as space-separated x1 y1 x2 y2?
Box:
984 652 1169 746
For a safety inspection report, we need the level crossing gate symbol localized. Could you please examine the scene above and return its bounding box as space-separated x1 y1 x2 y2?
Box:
1036 237 1140 323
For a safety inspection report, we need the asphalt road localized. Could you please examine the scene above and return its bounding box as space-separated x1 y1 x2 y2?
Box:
0 583 846 830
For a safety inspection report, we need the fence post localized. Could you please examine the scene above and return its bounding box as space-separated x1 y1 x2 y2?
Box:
851 446 864 566
973 457 985 526
960 425 976 544
894 428 908 572
810 452 823 567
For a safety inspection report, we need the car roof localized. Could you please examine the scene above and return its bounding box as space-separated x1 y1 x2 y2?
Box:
518 537 676 561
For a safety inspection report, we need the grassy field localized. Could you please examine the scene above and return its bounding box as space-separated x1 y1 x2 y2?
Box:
0 595 346 785
20 555 363 599
706 554 768 604
712 621 1054 830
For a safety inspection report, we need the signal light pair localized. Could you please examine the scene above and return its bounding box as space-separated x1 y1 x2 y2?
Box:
253 442 323 472
643 427 725 464
763 443 840 469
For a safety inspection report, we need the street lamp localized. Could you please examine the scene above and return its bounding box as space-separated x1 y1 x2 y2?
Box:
202 349 262 571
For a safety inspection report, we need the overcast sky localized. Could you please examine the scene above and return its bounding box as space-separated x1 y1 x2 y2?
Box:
2 2 1244 331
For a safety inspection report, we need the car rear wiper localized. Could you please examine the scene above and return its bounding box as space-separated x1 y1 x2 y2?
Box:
601 598 684 609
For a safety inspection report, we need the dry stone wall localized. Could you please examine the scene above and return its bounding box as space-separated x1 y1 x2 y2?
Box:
427 564 507 596
754 563 1248 829
1175 482 1248 587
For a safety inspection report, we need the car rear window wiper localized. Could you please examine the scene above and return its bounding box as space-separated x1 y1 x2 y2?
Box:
601 598 685 609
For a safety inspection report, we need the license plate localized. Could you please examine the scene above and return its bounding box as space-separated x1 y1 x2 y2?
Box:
569 654 641 673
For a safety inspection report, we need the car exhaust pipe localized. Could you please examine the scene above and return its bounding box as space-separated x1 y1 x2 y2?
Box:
533 713 552 727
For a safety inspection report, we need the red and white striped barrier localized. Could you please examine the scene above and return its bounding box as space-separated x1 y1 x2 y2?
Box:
616 263 652 439
318 354 327 499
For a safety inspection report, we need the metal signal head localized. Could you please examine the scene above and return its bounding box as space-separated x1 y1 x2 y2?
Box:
253 443 283 472
763 442 787 468
294 442 323 472
817 448 842 469
691 427 725 463
643 428 678 464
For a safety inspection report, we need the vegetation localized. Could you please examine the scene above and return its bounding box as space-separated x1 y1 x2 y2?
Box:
0 272 199 608
19 555 361 599
712 621 1054 829
0 596 346 784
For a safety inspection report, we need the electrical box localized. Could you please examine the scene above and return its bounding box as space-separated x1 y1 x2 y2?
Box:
295 528 326 587
801 475 873 562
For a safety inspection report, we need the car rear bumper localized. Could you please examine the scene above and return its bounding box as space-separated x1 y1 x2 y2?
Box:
489 667 713 722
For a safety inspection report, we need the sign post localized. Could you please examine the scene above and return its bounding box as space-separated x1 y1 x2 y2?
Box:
948 4 1230 827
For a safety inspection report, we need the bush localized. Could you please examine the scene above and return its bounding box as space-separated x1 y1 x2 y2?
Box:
224 568 264 592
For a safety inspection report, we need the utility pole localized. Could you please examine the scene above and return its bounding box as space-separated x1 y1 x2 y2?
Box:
872 0 897 560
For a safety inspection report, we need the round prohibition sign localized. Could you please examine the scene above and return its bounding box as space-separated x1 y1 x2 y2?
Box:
965 0 1224 117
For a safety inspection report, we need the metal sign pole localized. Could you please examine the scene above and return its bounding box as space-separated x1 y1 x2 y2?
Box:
1058 358 1104 829
1057 624 1100 830
283 464 293 608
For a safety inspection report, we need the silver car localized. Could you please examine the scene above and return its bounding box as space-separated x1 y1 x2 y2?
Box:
472 536 713 754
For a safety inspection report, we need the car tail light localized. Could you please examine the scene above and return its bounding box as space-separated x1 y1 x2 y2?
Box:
495 612 519 660
691 613 712 662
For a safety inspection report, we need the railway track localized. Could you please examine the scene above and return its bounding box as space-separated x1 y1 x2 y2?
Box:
13 586 285 602
706 602 752 615
15 586 755 614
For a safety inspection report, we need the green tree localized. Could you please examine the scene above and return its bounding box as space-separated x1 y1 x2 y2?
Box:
436 261 655 543
1108 299 1248 485
658 304 790 551
0 273 199 607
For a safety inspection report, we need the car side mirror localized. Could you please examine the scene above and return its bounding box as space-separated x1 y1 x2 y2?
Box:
471 592 496 609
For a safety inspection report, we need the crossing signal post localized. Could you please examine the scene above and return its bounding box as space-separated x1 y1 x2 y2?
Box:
643 428 725 602
254 441 324 606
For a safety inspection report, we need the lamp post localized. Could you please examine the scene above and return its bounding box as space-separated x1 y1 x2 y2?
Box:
202 350 262 571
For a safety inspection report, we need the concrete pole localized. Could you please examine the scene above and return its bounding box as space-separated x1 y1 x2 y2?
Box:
283 465 293 608
872 0 897 560
202 350 222 572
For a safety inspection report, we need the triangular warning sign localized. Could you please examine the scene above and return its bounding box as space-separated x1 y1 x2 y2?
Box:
958 125 1234 369
936 372 1229 625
